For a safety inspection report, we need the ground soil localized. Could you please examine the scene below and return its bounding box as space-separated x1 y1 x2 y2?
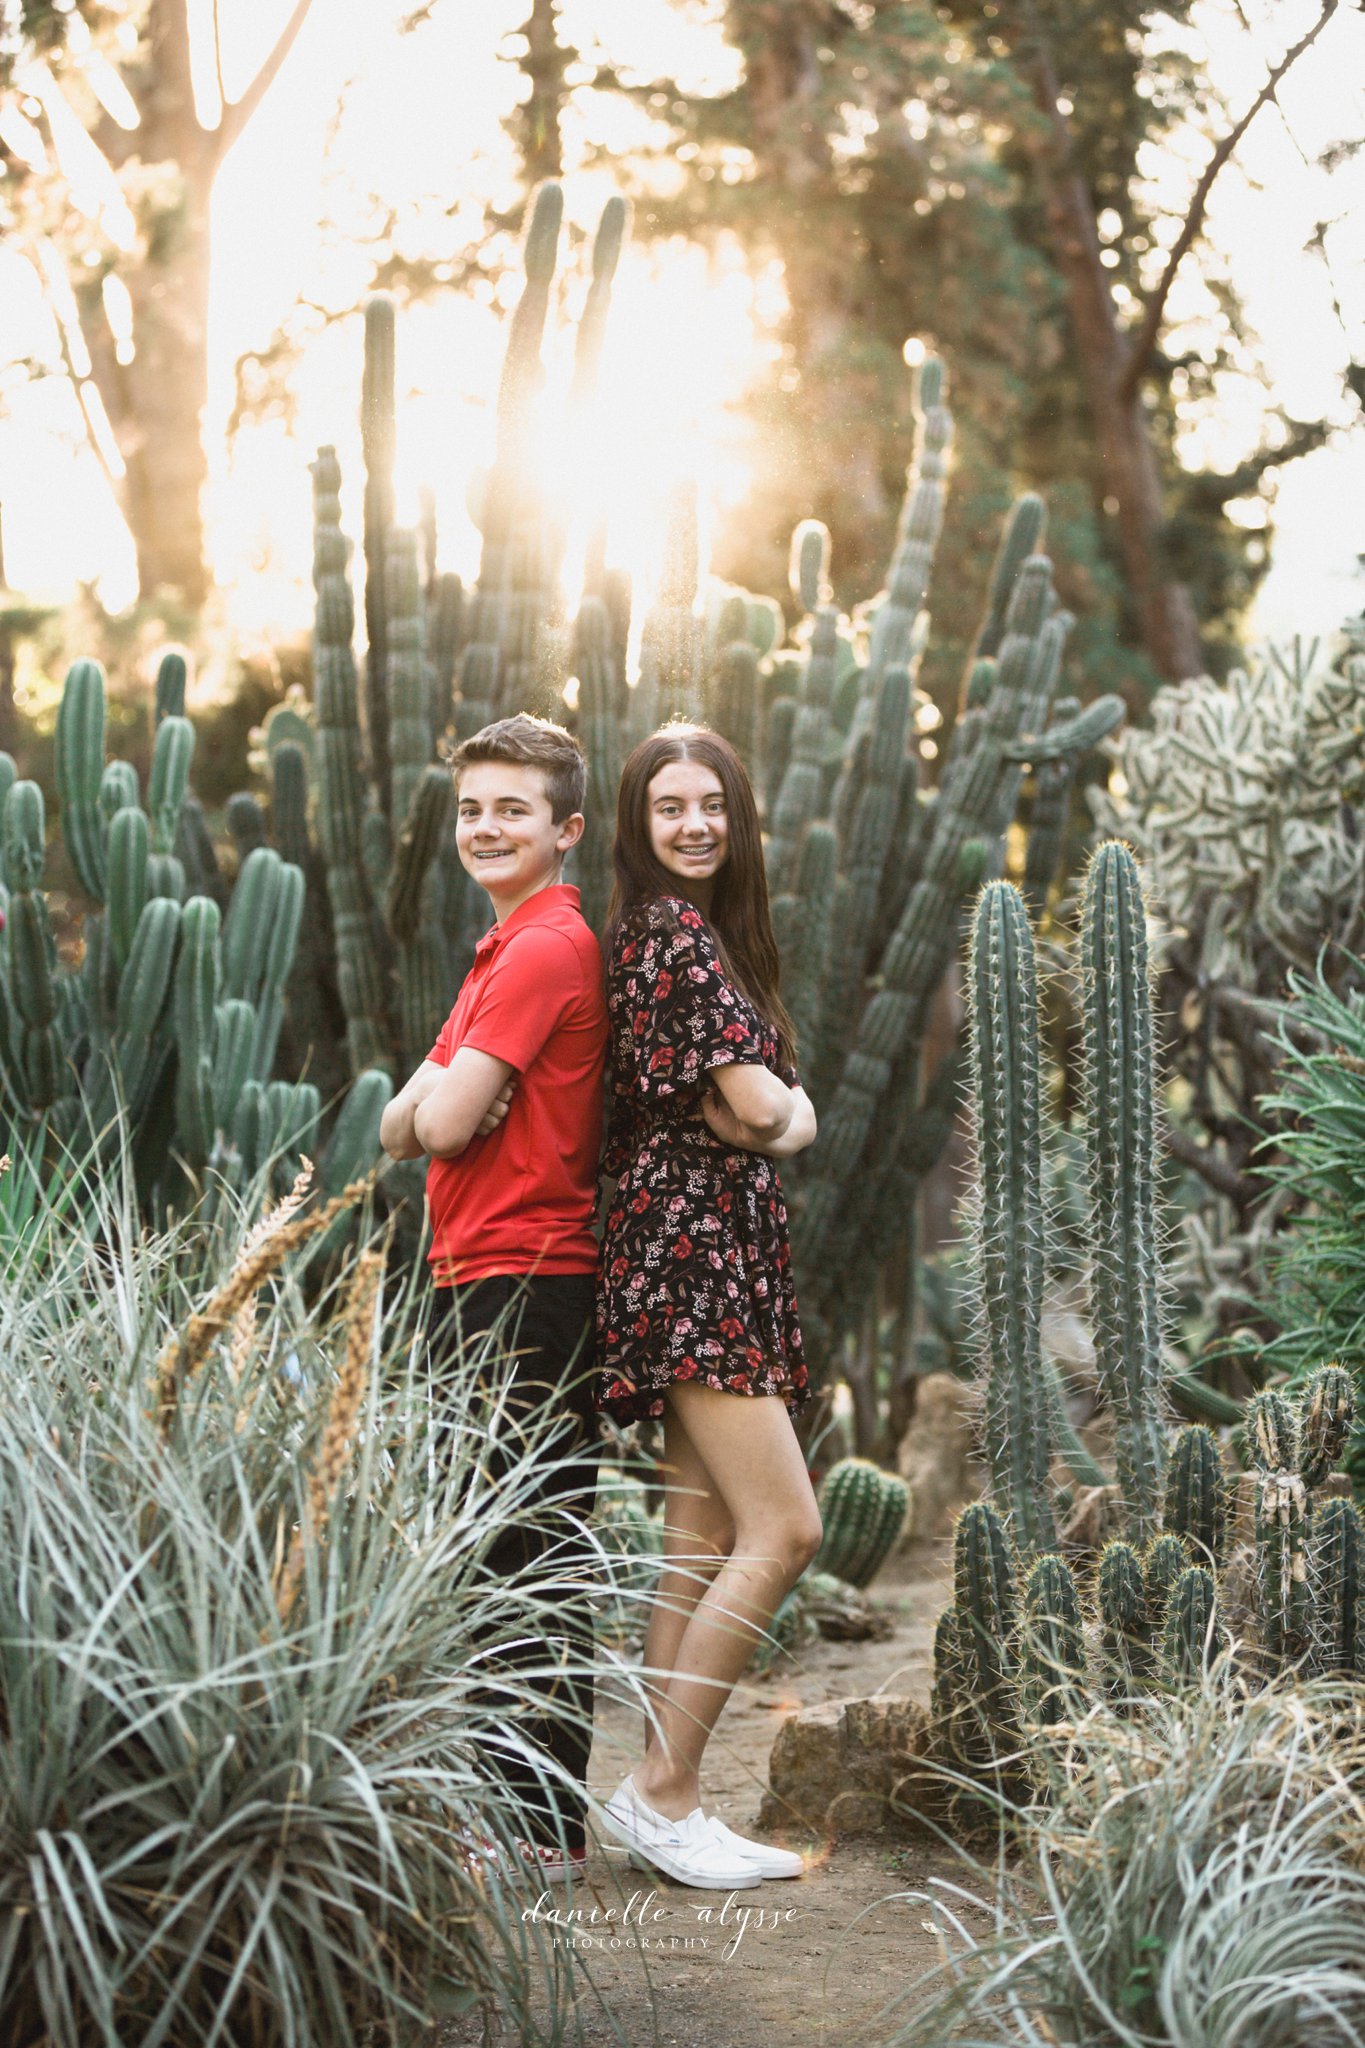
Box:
438 1538 968 2048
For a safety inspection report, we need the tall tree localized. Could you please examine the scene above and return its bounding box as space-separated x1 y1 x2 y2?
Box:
591 0 1351 695
3 0 315 607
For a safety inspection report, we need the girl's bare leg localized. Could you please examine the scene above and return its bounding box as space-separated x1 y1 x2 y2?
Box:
632 1383 822 1822
639 1401 736 1765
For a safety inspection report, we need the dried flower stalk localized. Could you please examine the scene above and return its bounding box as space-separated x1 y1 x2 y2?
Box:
276 1248 383 1625
154 1171 375 1435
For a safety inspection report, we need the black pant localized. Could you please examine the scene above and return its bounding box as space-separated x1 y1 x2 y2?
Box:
426 1273 600 1851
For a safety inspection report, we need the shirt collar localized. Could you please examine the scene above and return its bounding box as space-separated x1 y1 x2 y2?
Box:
475 882 581 955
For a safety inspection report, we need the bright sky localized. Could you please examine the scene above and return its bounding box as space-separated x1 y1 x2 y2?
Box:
1 0 1362 661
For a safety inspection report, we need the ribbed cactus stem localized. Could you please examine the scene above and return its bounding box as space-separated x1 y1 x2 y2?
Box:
975 494 1046 661
951 1500 1019 1754
54 659 108 903
1298 1363 1355 1489
1248 1389 1311 1671
1143 1533 1191 1639
1162 1425 1228 1566
1080 840 1167 1545
385 528 430 834
790 519 831 614
1019 1553 1085 1725
311 445 391 1077
362 293 396 808
1097 1539 1152 1687
1162 1565 1223 1681
154 649 187 724
969 881 1056 1557
812 1458 911 1588
1308 1496 1363 1677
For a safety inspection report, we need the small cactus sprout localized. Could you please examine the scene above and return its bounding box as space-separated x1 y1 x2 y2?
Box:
1297 1364 1355 1490
1248 1389 1311 1671
813 1457 911 1589
951 1500 1019 1755
1163 1425 1228 1566
1020 1553 1086 1726
1308 1496 1364 1677
1162 1565 1224 1682
1098 1538 1152 1686
1143 1533 1192 1638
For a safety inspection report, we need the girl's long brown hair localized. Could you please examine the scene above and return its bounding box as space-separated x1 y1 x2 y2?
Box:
606 724 797 1071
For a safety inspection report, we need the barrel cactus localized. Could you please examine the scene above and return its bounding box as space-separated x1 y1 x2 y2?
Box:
813 1458 912 1588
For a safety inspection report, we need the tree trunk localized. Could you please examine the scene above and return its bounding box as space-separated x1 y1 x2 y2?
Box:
1021 34 1205 686
73 0 315 608
731 5 892 576
108 163 214 607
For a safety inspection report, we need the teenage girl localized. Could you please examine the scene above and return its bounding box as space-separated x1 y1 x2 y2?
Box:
595 724 820 1888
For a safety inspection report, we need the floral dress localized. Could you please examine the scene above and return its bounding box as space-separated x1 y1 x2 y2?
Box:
594 895 810 1426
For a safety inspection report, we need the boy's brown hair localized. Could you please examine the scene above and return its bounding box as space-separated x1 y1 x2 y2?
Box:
448 713 587 823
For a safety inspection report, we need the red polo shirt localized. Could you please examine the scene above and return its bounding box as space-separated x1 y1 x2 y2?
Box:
425 883 606 1284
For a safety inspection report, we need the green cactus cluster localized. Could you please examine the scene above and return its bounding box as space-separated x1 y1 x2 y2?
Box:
812 1456 911 1589
0 649 392 1218
932 1363 1362 1787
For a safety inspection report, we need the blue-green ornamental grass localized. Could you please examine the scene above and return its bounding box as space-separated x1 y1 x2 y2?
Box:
0 1136 636 2047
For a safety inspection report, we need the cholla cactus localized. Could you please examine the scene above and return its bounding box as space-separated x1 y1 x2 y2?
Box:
1090 640 1365 983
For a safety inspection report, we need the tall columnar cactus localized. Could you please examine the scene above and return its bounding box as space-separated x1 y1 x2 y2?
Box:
54 659 107 903
361 293 396 808
967 881 1056 1558
1308 1496 1363 1676
944 1500 1020 1764
310 447 391 1076
1143 1532 1192 1636
0 781 64 1111
1079 839 1168 1546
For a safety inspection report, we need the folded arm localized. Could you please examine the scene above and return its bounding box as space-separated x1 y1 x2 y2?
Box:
701 1065 818 1158
380 1050 516 1161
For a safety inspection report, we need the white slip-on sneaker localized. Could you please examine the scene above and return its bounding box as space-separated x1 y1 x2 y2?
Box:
705 1816 807 1879
600 1774 763 1890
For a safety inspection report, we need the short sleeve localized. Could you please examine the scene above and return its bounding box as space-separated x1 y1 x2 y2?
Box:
426 1009 457 1066
460 925 580 1072
616 901 766 1102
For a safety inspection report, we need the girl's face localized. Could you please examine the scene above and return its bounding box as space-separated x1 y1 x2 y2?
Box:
645 759 730 899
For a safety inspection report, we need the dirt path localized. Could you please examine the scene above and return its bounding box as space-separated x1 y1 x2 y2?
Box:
441 1541 964 2048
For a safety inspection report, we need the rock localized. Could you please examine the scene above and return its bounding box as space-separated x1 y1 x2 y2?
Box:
898 1373 982 1540
757 1693 934 1838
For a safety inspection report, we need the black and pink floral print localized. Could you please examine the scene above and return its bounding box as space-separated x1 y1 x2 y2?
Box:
594 895 810 1425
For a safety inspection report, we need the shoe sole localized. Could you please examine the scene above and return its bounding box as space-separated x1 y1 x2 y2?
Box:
600 1805 762 1889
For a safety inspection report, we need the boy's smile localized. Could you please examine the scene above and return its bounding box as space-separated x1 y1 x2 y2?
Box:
455 761 584 921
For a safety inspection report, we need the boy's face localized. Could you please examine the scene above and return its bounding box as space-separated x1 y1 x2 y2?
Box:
454 760 584 914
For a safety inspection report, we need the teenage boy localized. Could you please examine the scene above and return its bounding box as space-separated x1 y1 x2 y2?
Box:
379 712 608 1884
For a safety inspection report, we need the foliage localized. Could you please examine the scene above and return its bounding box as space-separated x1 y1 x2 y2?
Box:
891 1678 1365 2047
0 1136 629 2046
1255 948 1365 1491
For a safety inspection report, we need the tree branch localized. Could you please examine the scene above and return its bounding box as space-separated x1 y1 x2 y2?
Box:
216 0 316 153
1120 1 1339 401
1184 416 1334 509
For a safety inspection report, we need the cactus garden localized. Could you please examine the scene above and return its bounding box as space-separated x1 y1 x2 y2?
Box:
5 0 1365 2039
